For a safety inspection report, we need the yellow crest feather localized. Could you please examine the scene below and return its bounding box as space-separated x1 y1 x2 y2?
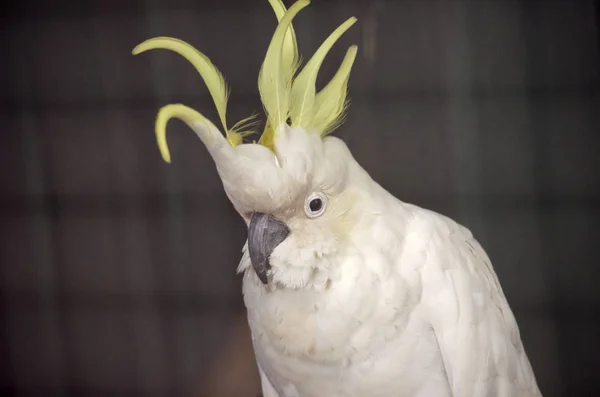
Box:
267 0 300 74
134 0 359 161
258 0 302 151
289 17 357 129
311 45 358 135
154 104 212 163
132 37 246 147
257 0 310 147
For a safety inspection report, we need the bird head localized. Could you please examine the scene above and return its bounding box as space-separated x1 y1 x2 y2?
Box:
134 0 369 289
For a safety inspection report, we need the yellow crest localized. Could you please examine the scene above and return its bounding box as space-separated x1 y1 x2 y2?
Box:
133 0 358 161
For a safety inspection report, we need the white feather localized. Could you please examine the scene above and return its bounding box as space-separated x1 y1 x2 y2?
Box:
241 133 542 397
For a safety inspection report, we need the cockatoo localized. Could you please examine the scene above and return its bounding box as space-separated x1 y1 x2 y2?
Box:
133 0 543 396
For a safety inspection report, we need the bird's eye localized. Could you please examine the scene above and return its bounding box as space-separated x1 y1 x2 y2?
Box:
304 192 327 218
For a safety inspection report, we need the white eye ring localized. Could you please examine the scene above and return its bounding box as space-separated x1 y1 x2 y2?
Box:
304 192 327 218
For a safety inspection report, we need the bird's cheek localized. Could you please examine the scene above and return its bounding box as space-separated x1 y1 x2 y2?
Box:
269 238 317 269
267 239 292 269
268 241 318 288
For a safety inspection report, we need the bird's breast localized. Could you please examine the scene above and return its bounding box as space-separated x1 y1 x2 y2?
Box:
246 289 450 397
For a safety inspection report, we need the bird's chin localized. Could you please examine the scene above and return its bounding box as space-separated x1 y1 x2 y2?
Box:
265 260 328 291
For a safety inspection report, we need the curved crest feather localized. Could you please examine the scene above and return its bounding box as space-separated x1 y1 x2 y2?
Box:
134 0 359 161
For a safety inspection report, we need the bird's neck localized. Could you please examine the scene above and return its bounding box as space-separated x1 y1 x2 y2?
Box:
242 241 396 363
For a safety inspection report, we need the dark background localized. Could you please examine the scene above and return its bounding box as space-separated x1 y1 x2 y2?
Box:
1 0 599 396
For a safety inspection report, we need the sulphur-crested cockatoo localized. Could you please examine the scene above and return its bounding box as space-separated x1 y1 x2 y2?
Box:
133 0 543 396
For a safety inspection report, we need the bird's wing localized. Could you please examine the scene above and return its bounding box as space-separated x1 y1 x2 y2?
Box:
417 213 542 397
258 364 281 397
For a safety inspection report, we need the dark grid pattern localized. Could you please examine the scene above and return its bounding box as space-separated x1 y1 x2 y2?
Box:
1 0 600 396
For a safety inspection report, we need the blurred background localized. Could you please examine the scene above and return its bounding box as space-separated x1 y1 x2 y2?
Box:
1 0 599 396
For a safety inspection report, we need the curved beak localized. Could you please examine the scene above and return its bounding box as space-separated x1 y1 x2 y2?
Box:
248 212 290 284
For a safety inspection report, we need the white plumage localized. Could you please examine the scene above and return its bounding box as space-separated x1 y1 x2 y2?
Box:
134 0 543 394
236 128 542 397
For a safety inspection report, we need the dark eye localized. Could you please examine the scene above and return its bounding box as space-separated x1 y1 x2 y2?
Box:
309 198 323 212
305 192 327 218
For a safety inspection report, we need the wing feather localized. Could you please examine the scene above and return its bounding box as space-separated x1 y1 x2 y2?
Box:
418 212 542 397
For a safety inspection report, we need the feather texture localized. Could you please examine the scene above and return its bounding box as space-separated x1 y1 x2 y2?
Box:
153 104 214 163
258 0 310 148
132 37 245 147
267 0 301 74
134 0 360 156
289 17 357 129
241 154 544 395
311 45 358 135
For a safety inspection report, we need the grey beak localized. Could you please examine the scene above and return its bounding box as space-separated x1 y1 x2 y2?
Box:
248 212 290 284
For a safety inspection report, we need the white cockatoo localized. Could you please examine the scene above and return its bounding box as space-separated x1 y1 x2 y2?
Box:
133 0 543 396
